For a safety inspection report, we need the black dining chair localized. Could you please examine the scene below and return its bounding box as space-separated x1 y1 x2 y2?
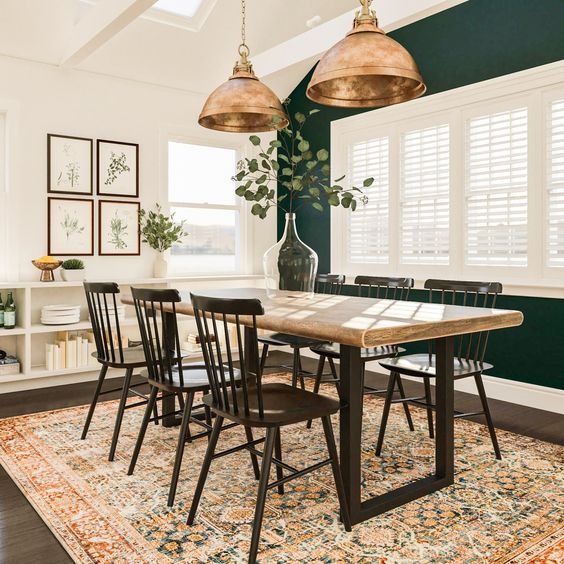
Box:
82 282 158 461
187 293 351 564
127 287 251 507
376 279 503 459
307 276 416 429
258 274 346 388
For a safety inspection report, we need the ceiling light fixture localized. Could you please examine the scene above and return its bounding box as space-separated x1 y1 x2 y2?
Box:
306 0 426 108
199 0 288 133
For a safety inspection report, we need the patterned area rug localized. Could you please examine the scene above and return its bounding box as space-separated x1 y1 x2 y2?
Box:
0 373 562 563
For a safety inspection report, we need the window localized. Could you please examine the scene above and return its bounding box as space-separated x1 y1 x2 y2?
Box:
465 108 528 266
400 124 450 265
347 137 389 264
167 141 242 275
547 98 564 267
331 61 564 285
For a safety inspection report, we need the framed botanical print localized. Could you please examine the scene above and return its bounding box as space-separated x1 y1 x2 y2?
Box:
97 139 139 198
98 200 140 256
48 197 94 256
47 134 93 195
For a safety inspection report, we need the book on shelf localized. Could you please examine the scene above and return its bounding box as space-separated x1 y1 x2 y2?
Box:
44 330 99 372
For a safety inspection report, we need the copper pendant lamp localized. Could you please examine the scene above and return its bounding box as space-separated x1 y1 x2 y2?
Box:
199 0 288 133
307 0 426 108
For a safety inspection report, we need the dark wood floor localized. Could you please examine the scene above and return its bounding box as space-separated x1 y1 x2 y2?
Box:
0 351 562 564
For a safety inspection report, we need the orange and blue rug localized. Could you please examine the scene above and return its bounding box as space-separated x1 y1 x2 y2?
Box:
0 374 562 563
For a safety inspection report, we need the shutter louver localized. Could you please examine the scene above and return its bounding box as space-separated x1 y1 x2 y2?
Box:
400 124 450 264
347 137 389 264
548 98 564 267
465 107 528 266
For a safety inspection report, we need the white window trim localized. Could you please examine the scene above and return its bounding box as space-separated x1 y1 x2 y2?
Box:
331 60 564 289
0 100 19 282
159 128 250 276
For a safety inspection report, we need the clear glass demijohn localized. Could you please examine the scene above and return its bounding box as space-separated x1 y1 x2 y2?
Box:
263 213 319 299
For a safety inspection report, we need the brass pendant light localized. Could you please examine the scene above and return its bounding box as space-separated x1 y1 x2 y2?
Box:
307 0 426 108
199 0 288 133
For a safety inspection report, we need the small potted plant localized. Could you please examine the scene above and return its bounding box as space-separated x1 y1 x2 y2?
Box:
60 258 86 281
139 204 188 278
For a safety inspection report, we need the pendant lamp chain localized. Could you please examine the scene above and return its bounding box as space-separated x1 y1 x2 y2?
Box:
238 0 250 68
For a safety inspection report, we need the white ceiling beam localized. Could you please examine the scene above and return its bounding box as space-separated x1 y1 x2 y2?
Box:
60 0 159 68
253 0 468 78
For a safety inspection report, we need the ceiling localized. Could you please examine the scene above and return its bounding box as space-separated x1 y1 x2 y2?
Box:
0 0 466 98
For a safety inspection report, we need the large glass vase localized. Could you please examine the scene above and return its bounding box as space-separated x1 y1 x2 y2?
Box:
263 213 318 299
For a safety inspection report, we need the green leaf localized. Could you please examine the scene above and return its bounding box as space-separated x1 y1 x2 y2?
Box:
292 178 303 190
309 187 320 197
249 160 259 173
363 177 375 187
317 149 329 161
235 186 247 197
271 160 280 171
261 160 271 170
342 198 351 209
256 174 267 184
235 170 246 181
351 199 357 211
270 140 282 148
249 135 261 146
306 160 318 170
335 174 346 182
312 202 324 212
328 194 340 206
244 190 255 201
298 140 310 152
282 167 293 177
278 154 290 163
321 164 330 175
251 203 263 215
309 109 321 115
295 112 306 124
278 194 288 202
291 155 302 164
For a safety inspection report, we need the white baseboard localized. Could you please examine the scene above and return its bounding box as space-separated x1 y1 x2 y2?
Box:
299 349 564 415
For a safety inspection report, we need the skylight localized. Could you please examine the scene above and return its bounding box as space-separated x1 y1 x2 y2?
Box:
153 0 204 18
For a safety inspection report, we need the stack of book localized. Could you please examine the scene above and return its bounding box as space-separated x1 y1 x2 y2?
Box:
41 304 81 325
45 331 98 372
184 333 215 353
90 303 126 323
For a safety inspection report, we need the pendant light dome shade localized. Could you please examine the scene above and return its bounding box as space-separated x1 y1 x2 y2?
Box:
199 65 288 133
307 1 426 108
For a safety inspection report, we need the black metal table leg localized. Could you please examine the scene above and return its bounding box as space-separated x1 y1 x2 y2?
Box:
339 337 455 526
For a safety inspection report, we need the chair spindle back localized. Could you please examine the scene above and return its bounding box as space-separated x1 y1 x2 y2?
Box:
132 287 186 386
315 274 346 295
424 279 502 364
84 282 127 364
191 293 265 418
355 276 414 300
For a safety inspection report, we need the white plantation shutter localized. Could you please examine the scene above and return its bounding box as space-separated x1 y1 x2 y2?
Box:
400 124 450 264
465 107 528 266
347 137 389 263
547 98 564 267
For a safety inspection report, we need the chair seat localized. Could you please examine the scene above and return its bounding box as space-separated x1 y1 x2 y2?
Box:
379 353 492 379
258 332 325 348
143 364 240 392
203 383 341 428
310 342 406 361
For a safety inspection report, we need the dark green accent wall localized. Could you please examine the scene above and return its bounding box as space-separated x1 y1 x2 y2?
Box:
277 0 564 391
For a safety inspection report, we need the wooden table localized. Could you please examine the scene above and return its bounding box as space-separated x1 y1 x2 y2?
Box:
122 288 523 526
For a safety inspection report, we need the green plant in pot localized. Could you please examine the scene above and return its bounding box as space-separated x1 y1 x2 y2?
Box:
234 104 374 297
139 204 188 278
60 258 85 282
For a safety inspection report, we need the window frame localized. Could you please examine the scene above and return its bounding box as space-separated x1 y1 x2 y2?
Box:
161 133 249 276
331 60 564 288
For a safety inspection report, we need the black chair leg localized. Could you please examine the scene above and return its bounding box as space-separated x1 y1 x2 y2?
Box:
81 364 108 440
375 372 396 456
395 375 415 431
423 378 434 439
204 405 212 441
245 426 261 480
274 428 284 495
108 367 133 461
328 357 340 393
168 392 193 507
260 344 269 373
152 395 159 426
249 427 276 564
187 415 224 525
291 348 300 388
184 392 195 444
474 374 502 460
297 352 305 390
321 415 352 532
307 356 326 429
128 386 158 475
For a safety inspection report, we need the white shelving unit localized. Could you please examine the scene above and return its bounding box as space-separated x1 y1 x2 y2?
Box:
0 274 262 393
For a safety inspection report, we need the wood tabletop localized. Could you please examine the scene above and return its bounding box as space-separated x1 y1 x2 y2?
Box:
122 288 523 348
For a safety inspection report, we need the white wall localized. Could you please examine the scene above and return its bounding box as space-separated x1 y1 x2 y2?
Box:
0 54 276 282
